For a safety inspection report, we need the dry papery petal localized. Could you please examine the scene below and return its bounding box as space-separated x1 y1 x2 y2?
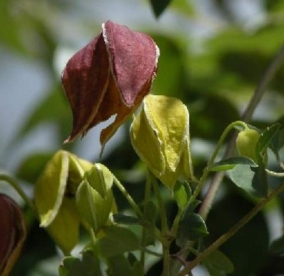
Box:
102 20 159 106
62 20 159 153
62 34 110 143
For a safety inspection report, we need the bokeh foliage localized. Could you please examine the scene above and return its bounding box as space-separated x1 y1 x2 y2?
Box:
1 0 284 275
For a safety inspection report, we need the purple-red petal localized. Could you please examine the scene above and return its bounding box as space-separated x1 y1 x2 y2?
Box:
103 20 159 106
61 34 110 142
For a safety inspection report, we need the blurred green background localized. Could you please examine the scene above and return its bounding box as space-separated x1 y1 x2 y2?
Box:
1 0 284 275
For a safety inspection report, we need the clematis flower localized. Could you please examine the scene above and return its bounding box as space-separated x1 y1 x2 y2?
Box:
130 95 194 189
62 20 159 152
34 150 115 254
0 194 26 276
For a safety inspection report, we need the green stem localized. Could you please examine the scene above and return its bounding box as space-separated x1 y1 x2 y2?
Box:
177 181 284 276
113 175 162 242
191 121 247 203
170 207 183 237
151 174 170 276
0 173 36 214
170 121 248 275
113 176 143 218
152 177 169 234
140 172 152 267
163 243 171 276
143 248 163 257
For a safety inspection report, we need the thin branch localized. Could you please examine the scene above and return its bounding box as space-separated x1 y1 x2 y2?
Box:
199 43 284 220
177 181 284 276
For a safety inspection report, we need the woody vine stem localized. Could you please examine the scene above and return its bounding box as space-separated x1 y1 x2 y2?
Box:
200 42 284 221
171 42 284 275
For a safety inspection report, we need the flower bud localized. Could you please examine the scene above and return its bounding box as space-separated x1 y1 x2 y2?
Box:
130 95 193 189
0 194 26 276
236 128 260 163
62 20 159 153
76 164 114 233
34 150 92 254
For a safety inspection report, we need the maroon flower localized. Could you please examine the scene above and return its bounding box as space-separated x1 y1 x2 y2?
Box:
62 20 159 152
0 194 26 276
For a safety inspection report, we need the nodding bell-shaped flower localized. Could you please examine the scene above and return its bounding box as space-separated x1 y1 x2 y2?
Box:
0 194 26 276
130 95 194 189
34 150 115 254
62 20 159 153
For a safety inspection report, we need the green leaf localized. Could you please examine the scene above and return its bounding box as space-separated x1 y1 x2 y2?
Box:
251 165 268 197
59 251 102 276
174 181 191 209
208 157 257 172
176 203 208 246
149 0 171 18
229 164 267 197
96 226 140 258
106 255 134 276
112 214 140 225
204 250 234 276
256 124 280 162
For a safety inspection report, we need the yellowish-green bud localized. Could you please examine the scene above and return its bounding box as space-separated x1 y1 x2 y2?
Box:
34 150 92 254
236 128 260 162
130 94 193 189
